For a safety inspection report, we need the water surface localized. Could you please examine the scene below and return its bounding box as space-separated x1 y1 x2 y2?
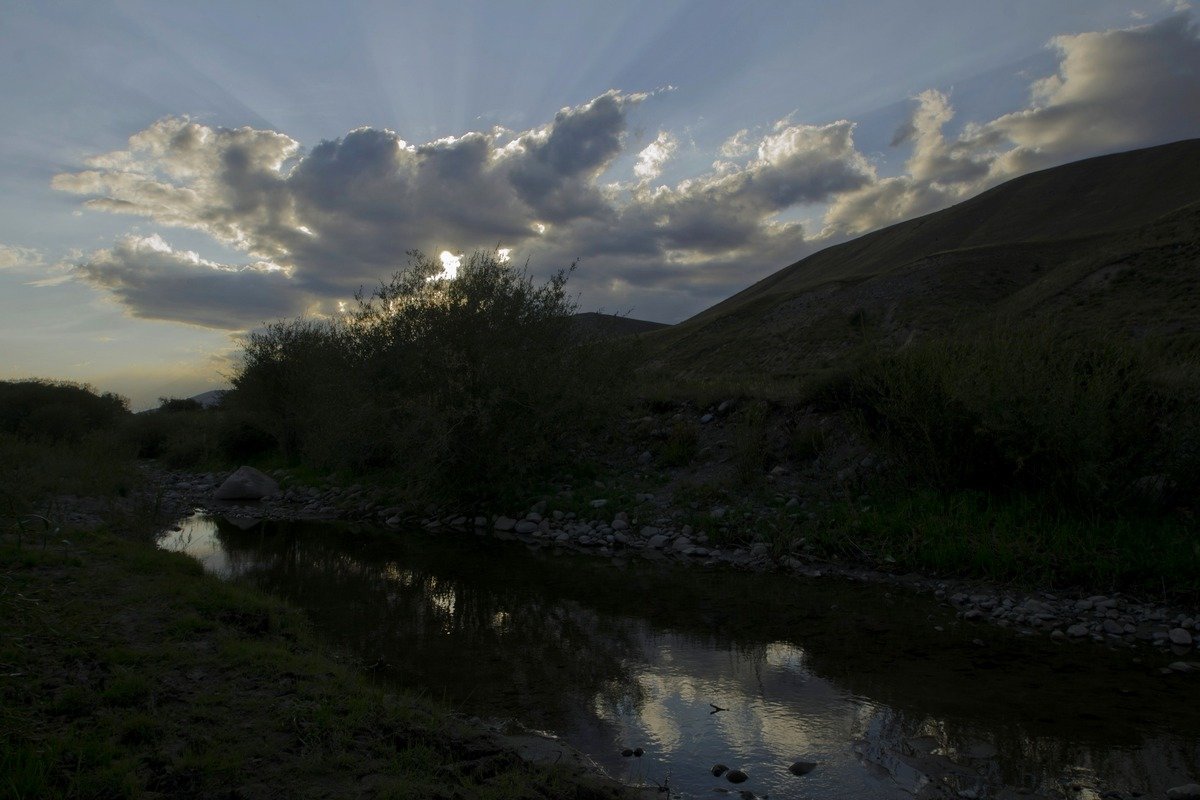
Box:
160 514 1199 799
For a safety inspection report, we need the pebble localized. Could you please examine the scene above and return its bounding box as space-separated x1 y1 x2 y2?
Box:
789 761 817 776
494 516 517 531
711 764 728 777
726 769 748 784
1169 628 1194 646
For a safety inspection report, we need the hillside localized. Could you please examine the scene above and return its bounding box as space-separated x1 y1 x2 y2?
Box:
571 312 668 337
646 139 1200 384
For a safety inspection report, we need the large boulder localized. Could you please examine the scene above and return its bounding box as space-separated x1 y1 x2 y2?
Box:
214 466 279 500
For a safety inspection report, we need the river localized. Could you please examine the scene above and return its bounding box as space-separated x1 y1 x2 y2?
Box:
158 512 1199 799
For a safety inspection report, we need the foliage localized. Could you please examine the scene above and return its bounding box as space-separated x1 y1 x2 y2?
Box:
231 250 633 501
0 381 138 522
809 489 1200 593
846 324 1199 509
156 396 204 413
0 379 128 444
125 406 275 469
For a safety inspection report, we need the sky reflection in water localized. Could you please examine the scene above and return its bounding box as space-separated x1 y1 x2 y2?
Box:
159 513 1199 799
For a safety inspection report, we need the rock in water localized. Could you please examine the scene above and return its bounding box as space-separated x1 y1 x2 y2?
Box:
711 764 728 777
214 466 279 500
726 769 748 783
789 761 818 776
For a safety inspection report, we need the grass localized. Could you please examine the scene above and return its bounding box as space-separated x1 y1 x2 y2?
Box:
807 489 1200 594
0 530 635 800
0 383 636 800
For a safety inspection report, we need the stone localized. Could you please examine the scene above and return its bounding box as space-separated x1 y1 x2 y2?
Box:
611 518 629 531
1167 784 1200 800
711 764 728 777
1170 628 1194 646
646 534 670 549
494 516 517 531
514 520 538 534
589 499 609 508
1103 619 1125 635
637 450 653 464
1067 624 1089 638
726 769 748 784
641 526 661 537
789 761 817 776
700 413 714 424
214 466 279 500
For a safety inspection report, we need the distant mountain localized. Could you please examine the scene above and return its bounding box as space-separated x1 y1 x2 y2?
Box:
645 139 1200 382
571 312 668 337
189 389 227 408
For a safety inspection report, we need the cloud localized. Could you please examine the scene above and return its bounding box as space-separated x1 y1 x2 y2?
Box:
75 234 307 329
719 129 752 158
634 131 679 181
0 244 44 271
825 13 1200 235
976 13 1200 172
55 92 875 325
52 15 1200 326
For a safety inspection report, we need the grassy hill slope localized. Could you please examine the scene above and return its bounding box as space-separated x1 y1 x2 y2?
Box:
646 139 1200 385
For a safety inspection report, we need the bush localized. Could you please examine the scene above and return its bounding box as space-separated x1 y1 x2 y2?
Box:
124 407 275 468
231 250 632 500
0 380 128 444
848 324 1195 508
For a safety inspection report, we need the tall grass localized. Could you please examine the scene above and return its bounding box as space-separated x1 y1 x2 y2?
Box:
848 324 1199 509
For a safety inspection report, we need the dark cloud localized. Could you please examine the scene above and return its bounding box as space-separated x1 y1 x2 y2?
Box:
75 234 306 329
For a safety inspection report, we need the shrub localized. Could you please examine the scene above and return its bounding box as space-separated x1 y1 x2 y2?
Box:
231 250 632 500
0 380 128 444
849 323 1192 508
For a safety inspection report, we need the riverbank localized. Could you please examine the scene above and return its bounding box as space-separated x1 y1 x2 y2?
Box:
146 455 1198 664
0 517 643 799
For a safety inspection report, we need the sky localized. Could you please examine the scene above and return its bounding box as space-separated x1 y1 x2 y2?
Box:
1 1 1198 408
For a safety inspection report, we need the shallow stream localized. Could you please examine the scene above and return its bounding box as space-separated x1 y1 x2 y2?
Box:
159 513 1199 799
